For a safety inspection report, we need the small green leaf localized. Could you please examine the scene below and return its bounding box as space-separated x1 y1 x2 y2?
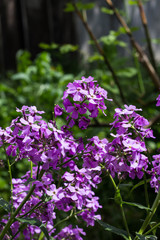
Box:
123 201 151 211
152 38 160 44
76 2 95 10
136 233 157 240
11 73 30 82
24 178 36 186
96 219 129 240
101 7 114 15
130 179 151 194
117 67 137 78
64 2 95 12
60 44 78 54
88 53 104 62
39 42 59 50
0 221 13 237
64 3 75 12
17 217 50 240
0 197 11 212
128 0 137 5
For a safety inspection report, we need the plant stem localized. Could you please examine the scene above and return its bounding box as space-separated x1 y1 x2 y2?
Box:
133 50 145 95
105 0 160 90
72 2 126 104
30 161 33 178
138 189 160 235
143 172 150 210
0 184 36 240
3 146 14 215
109 174 132 240
137 0 157 71
144 222 160 236
120 203 132 240
0 169 44 240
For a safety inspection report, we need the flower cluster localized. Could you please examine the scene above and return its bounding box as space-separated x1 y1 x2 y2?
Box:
54 76 112 129
0 77 107 239
105 105 154 179
1 78 160 240
54 225 86 240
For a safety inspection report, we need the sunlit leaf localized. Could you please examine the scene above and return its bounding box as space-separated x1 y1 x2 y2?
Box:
96 219 129 240
123 201 151 211
0 197 11 212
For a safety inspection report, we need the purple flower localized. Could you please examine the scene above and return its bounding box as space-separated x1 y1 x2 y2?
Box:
54 105 64 117
156 95 160 106
78 117 90 129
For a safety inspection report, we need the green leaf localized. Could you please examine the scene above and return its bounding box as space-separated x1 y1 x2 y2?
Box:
24 178 36 186
17 217 50 240
76 2 95 11
123 201 151 211
60 44 78 54
64 3 75 12
39 42 59 50
96 219 129 240
0 197 11 212
117 67 137 78
88 53 104 62
11 73 30 82
101 7 114 15
0 221 13 237
64 2 95 12
128 0 137 5
100 35 116 45
130 179 151 194
152 38 160 44
136 233 157 240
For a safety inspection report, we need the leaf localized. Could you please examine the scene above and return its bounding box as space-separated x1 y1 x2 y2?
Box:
88 53 104 62
117 67 137 78
100 35 116 45
11 73 30 82
96 219 129 240
39 42 59 50
64 2 95 12
136 233 157 240
24 178 36 186
123 201 151 211
0 221 13 237
152 38 160 44
130 179 151 194
59 44 78 54
76 2 95 11
64 3 75 12
101 7 114 15
0 197 11 212
17 217 50 240
128 0 137 5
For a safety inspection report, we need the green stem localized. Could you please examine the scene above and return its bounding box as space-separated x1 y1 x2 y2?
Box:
144 222 160 236
138 189 160 235
30 161 33 178
18 200 43 219
143 172 150 209
0 170 44 240
133 50 145 95
109 174 132 240
0 184 36 240
3 146 14 215
120 203 132 240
